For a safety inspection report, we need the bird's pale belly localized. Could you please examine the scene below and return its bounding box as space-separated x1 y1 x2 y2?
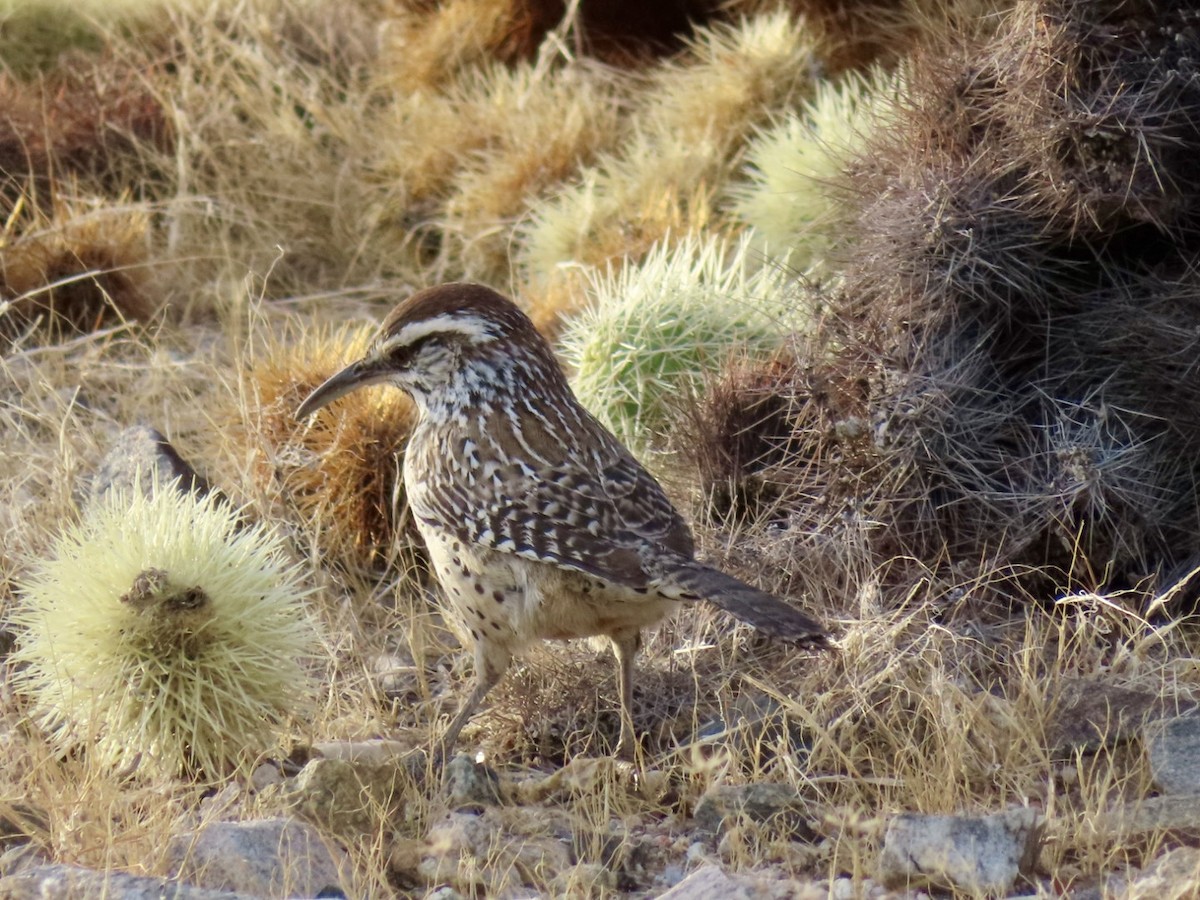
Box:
418 525 676 649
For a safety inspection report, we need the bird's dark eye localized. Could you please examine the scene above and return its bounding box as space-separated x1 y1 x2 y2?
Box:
387 334 434 369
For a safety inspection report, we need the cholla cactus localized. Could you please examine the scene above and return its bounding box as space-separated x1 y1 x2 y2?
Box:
10 481 317 779
516 10 821 328
730 68 902 274
558 233 802 456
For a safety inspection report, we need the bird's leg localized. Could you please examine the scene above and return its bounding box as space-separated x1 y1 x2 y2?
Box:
436 641 510 765
611 632 642 761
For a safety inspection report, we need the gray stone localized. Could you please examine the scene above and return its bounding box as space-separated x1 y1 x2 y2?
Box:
653 865 750 900
444 753 503 807
285 755 415 837
1122 847 1200 899
877 807 1043 894
412 807 573 893
250 762 285 793
1147 714 1200 794
370 652 421 704
0 845 48 880
89 425 214 507
311 739 412 765
1102 795 1200 835
1047 679 1188 757
167 818 344 898
693 783 815 841
387 837 425 889
0 864 251 899
692 693 807 762
0 802 45 848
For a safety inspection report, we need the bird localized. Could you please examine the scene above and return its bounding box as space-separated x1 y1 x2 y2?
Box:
296 283 828 759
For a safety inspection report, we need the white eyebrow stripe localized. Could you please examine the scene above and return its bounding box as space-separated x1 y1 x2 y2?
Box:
381 314 495 352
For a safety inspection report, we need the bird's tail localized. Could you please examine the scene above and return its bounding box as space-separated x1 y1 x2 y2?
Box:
661 560 829 646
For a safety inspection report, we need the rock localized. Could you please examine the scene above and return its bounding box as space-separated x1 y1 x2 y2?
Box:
1102 795 1200 835
653 865 750 900
877 807 1043 894
167 818 344 898
197 784 242 821
693 783 815 842
285 755 415 837
250 762 285 793
0 802 46 848
549 862 618 897
0 864 251 899
415 811 497 887
409 807 573 894
1122 847 1200 899
693 693 798 752
310 739 414 766
88 425 214 507
1146 714 1200 794
1070 880 1123 900
370 651 421 703
1047 679 1189 757
444 753 503 807
387 837 426 891
0 845 49 880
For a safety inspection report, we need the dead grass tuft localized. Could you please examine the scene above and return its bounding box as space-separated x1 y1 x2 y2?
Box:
0 52 172 201
1 193 158 339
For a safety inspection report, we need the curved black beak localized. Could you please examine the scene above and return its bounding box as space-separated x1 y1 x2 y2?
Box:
295 358 386 419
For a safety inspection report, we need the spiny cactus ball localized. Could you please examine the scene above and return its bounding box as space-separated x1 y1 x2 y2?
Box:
558 234 802 455
731 68 902 274
10 482 317 779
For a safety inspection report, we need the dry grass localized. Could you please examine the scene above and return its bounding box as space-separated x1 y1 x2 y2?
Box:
1 192 159 339
1 0 1199 896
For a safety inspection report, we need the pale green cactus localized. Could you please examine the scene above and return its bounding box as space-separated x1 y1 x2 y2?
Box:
11 481 317 779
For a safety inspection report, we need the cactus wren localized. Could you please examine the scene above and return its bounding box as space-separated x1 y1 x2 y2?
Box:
297 283 827 758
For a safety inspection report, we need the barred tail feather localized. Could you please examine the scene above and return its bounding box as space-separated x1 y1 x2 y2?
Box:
662 561 828 645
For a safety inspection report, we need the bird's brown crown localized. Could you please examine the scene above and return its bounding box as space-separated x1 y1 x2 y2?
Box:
377 282 541 348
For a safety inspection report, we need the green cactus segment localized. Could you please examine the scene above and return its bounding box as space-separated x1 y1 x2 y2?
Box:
731 68 904 275
559 235 804 456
